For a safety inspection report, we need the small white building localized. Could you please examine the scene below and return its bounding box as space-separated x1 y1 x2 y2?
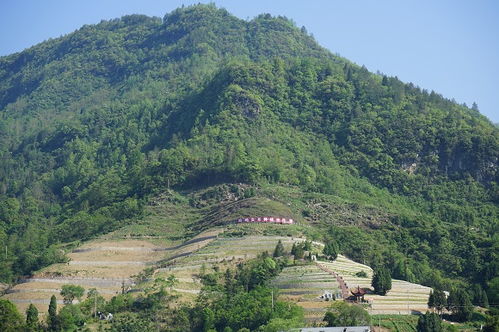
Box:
319 290 342 300
320 291 334 300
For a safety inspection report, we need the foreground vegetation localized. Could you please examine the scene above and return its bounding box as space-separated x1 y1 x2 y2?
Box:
1 246 497 331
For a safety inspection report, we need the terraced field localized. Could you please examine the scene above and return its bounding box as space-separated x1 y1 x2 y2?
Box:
2 222 308 314
2 221 431 321
271 264 341 323
269 254 431 322
318 256 431 315
153 234 305 299
2 229 221 316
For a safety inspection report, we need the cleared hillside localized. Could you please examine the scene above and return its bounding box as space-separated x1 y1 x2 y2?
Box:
2 217 434 324
2 229 220 316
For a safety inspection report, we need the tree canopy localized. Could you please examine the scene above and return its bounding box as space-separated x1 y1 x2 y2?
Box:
0 299 24 332
417 312 442 332
60 284 85 304
372 266 392 295
323 238 339 260
323 302 370 327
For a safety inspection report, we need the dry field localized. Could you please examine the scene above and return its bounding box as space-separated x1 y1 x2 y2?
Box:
2 229 222 316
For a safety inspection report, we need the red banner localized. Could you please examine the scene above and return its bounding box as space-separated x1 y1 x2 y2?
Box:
236 217 294 224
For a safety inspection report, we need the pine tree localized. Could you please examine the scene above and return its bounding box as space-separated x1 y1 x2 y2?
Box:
447 288 473 321
428 290 435 309
26 303 39 330
224 269 236 295
47 295 58 331
323 239 338 260
293 244 305 260
482 290 489 308
273 240 284 257
382 75 389 86
417 312 442 332
472 284 489 308
371 267 392 295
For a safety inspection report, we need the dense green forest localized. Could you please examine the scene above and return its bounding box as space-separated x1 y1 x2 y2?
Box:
0 3 497 313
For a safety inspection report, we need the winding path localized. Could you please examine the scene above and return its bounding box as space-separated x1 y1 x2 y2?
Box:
315 262 350 299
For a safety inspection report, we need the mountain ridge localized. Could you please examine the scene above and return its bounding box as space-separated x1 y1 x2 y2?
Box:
0 4 497 302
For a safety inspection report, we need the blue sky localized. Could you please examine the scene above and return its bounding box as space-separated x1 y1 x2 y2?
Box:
1 0 498 123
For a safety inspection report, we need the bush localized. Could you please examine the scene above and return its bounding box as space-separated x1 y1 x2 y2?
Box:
60 284 85 304
323 302 370 327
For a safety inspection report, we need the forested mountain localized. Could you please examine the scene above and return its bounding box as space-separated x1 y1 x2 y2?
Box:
0 3 497 301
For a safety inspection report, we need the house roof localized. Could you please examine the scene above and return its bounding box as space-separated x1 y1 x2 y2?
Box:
351 286 367 296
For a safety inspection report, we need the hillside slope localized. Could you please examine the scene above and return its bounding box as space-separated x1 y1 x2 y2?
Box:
3 229 220 316
2 219 432 323
0 4 497 303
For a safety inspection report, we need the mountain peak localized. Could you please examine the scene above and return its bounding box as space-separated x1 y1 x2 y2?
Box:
0 6 496 308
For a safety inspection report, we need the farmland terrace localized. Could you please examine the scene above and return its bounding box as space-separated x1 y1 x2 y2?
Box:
2 229 221 316
2 222 431 321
